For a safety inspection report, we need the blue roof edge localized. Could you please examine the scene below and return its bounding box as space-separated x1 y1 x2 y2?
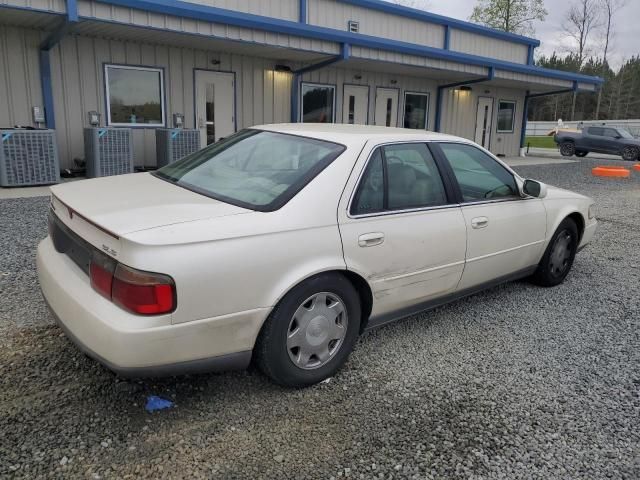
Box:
337 0 541 47
22 0 602 86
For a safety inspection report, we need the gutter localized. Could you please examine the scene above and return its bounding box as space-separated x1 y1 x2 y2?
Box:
39 0 78 129
434 68 495 133
291 43 350 123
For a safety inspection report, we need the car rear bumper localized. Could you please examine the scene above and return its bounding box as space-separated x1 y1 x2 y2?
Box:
37 237 268 377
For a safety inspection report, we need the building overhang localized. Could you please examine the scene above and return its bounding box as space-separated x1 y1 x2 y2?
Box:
0 0 603 93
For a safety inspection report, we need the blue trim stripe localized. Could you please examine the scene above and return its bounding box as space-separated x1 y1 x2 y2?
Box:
299 0 307 24
520 91 530 149
91 0 601 86
336 0 540 47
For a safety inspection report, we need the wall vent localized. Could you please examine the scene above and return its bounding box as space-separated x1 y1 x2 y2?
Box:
155 129 200 168
348 20 360 33
0 129 59 186
84 128 134 178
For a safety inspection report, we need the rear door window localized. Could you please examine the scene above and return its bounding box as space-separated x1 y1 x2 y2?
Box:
351 143 449 215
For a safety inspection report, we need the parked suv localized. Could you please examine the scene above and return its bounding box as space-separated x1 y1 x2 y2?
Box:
555 126 640 161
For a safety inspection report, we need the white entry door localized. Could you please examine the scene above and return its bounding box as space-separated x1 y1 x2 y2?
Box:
374 88 399 127
342 85 369 124
474 97 493 149
195 70 235 147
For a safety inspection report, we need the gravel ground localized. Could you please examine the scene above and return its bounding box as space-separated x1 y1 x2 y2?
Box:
1 158 639 479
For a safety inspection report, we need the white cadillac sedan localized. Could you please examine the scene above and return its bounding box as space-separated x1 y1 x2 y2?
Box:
38 124 596 387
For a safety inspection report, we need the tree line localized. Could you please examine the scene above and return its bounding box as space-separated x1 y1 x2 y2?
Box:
469 0 633 122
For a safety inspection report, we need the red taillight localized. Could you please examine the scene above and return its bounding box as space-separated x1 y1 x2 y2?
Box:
90 252 116 299
112 264 176 315
89 254 175 315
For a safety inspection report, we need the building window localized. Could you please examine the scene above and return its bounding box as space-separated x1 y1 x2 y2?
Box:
105 65 165 126
301 83 335 123
403 92 430 130
497 100 516 133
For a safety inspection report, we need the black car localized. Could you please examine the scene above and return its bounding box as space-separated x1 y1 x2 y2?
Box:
554 126 640 161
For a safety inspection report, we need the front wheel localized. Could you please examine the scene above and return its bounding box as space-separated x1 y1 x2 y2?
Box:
530 218 579 287
559 142 576 157
255 273 361 387
621 146 639 161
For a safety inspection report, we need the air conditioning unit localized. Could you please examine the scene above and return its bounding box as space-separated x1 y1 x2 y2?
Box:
84 128 134 178
0 129 59 187
155 128 200 168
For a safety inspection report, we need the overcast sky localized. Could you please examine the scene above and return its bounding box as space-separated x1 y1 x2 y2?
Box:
407 0 639 69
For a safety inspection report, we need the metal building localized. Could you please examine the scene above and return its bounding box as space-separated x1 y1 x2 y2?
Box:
0 0 602 169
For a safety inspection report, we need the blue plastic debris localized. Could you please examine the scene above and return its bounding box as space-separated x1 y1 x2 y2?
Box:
145 396 174 412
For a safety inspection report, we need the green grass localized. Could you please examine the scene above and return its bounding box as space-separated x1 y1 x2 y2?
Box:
525 136 557 149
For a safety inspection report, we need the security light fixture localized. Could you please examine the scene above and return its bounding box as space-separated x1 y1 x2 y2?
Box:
459 86 472 91
354 74 363 80
274 64 292 73
210 59 221 66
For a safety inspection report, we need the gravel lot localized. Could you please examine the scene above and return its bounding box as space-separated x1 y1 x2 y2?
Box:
1 158 639 479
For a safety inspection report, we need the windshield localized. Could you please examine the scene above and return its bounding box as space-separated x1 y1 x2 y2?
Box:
618 128 634 139
154 130 346 211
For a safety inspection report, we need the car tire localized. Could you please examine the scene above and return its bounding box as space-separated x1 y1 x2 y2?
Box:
255 273 361 388
530 218 579 288
559 142 575 157
621 146 639 161
575 151 588 158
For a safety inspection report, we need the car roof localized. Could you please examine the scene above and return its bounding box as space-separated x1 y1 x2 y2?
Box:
252 123 470 145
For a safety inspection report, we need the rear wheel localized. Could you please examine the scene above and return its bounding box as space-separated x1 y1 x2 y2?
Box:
621 146 639 161
530 218 579 287
575 151 588 158
255 273 361 387
559 141 575 157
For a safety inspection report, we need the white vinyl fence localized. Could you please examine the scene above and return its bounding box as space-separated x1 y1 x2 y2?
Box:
526 120 640 137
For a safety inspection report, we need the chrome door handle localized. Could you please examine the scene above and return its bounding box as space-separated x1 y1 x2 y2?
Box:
471 217 489 229
358 232 385 247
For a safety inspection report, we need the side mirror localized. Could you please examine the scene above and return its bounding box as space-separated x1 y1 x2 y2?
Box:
522 179 547 199
615 135 622 139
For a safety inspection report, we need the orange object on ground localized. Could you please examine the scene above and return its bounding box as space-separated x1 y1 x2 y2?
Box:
633 164 640 171
592 166 630 178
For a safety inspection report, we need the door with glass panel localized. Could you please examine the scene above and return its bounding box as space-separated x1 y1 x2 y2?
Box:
374 88 399 127
342 85 369 125
433 142 546 290
474 97 494 149
339 143 466 320
195 70 235 147
403 92 430 130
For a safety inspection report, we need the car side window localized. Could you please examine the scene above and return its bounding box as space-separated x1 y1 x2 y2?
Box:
603 128 619 138
588 127 604 136
351 143 448 215
438 143 518 202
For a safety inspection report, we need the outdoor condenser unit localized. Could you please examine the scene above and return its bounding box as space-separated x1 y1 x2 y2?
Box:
155 128 200 168
84 127 134 178
0 129 59 187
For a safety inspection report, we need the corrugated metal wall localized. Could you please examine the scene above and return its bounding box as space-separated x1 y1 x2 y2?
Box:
441 86 525 155
450 29 529 65
189 0 299 21
47 34 293 168
0 27 289 169
308 0 445 48
0 25 44 128
77 0 340 56
351 46 487 76
0 0 65 13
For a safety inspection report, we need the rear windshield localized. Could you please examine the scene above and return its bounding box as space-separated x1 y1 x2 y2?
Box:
154 130 345 211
